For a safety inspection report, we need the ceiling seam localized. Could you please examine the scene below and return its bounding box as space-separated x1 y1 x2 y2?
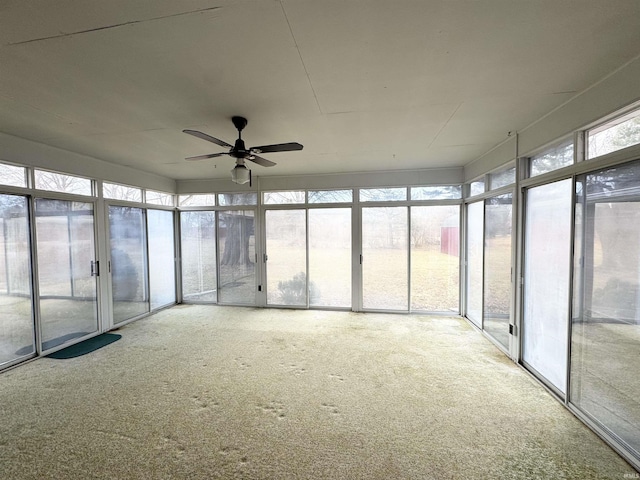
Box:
279 1 323 115
427 102 463 149
7 6 223 46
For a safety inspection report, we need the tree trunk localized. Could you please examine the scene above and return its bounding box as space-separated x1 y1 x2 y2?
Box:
221 215 252 266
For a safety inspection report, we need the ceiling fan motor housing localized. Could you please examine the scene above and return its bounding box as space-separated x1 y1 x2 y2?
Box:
232 116 248 132
232 138 247 158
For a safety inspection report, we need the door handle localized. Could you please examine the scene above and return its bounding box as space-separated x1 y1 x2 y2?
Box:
90 260 100 276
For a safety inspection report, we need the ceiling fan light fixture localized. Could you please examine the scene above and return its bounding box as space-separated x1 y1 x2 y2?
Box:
231 163 251 184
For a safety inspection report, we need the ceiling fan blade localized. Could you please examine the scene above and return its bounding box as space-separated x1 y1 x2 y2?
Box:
185 152 228 161
246 155 276 167
250 142 303 154
183 129 233 148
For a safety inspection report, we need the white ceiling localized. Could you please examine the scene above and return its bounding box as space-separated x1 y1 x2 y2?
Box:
1 0 640 181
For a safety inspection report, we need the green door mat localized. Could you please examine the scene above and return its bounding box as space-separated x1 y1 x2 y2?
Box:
47 333 122 359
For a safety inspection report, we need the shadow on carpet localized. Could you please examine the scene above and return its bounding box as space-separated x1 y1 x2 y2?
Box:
47 333 122 359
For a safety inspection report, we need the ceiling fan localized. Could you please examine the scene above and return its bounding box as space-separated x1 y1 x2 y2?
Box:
183 116 303 185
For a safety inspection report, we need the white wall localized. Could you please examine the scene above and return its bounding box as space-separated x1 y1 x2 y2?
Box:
0 132 176 193
177 167 464 194
464 137 517 182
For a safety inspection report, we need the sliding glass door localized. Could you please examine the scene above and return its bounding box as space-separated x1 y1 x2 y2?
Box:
148 209 176 310
36 199 99 350
265 209 307 306
465 201 484 326
180 209 257 305
483 194 513 349
522 179 572 394
362 207 408 311
181 211 217 302
0 194 34 365
109 206 149 323
309 208 352 308
571 160 640 454
218 210 256 304
410 205 459 312
262 206 352 309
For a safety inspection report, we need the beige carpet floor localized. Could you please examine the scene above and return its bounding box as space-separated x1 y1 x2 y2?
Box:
0 305 635 479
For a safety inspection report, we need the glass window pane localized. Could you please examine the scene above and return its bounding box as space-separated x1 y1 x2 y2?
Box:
411 205 459 312
35 199 98 349
588 109 640 159
179 194 216 207
148 210 176 310
218 210 256 305
523 179 572 393
571 159 640 455
218 193 257 206
308 190 353 203
490 167 515 190
180 211 217 301
146 190 174 206
362 207 408 310
465 201 484 326
309 208 351 308
530 140 574 177
265 210 307 305
0 194 34 365
35 170 92 196
469 181 485 196
359 188 406 202
103 182 142 202
109 206 149 322
0 163 26 188
584 161 640 199
483 194 512 349
263 191 305 205
411 186 462 200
